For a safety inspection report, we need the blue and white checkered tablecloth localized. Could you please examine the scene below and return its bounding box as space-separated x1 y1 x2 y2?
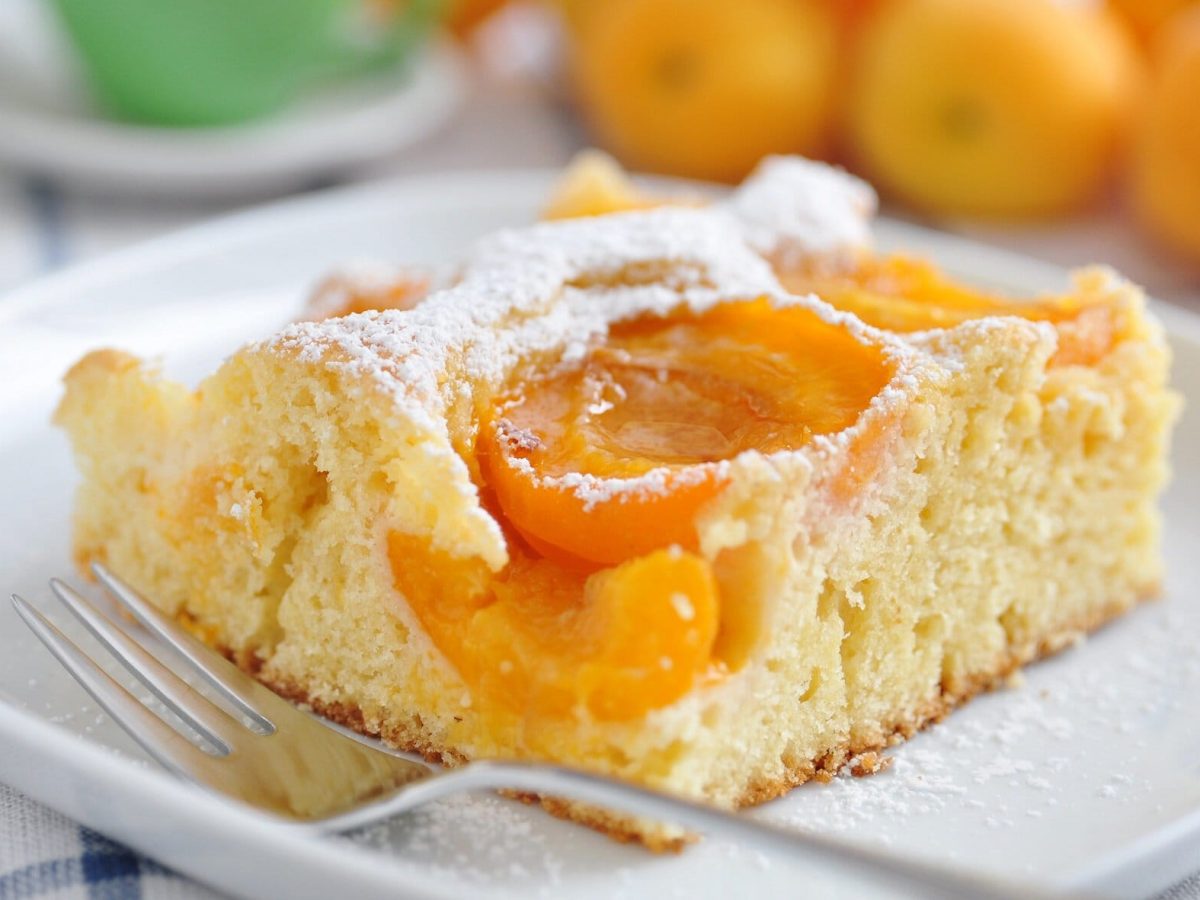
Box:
0 786 221 900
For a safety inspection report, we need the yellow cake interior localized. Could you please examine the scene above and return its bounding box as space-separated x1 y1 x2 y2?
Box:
55 160 1178 848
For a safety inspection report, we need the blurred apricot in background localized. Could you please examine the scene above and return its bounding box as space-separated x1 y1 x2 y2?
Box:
445 0 509 37
452 0 1198 265
846 0 1141 219
567 0 839 183
1109 0 1197 44
1131 5 1200 263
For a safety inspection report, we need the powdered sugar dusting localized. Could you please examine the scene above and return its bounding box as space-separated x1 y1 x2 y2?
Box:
268 207 784 407
505 453 731 510
263 196 928 504
755 606 1200 850
722 156 876 267
346 793 568 896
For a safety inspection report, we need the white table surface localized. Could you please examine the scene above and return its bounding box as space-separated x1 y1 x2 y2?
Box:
0 40 1197 900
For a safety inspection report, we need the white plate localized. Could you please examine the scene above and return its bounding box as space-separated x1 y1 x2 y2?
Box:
0 0 466 198
1 170 1198 900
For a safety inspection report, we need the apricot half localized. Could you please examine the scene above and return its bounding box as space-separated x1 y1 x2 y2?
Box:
481 299 892 566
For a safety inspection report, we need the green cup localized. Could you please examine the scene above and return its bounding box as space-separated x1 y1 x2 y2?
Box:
49 0 442 127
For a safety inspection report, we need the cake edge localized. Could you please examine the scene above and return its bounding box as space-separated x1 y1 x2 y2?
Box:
234 585 1158 853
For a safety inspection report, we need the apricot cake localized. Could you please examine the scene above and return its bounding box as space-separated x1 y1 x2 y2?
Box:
56 160 1177 850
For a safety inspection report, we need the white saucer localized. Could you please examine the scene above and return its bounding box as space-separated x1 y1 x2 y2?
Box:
0 0 467 198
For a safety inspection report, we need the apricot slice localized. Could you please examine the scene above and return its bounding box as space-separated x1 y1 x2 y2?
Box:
541 150 660 221
783 255 1116 366
574 548 720 719
481 299 892 566
389 533 719 721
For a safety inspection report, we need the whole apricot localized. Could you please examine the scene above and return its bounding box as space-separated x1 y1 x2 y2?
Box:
1108 0 1197 45
570 0 839 182
847 0 1142 218
1131 6 1200 263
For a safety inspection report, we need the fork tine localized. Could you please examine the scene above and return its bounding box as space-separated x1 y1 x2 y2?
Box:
11 594 223 780
49 578 244 755
91 563 274 735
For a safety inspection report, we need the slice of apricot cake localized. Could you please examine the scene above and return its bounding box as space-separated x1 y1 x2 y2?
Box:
56 171 1177 849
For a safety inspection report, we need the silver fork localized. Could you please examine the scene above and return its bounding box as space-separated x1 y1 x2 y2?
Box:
10 563 1069 900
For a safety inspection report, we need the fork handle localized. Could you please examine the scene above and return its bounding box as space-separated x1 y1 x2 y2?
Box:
317 760 1075 900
